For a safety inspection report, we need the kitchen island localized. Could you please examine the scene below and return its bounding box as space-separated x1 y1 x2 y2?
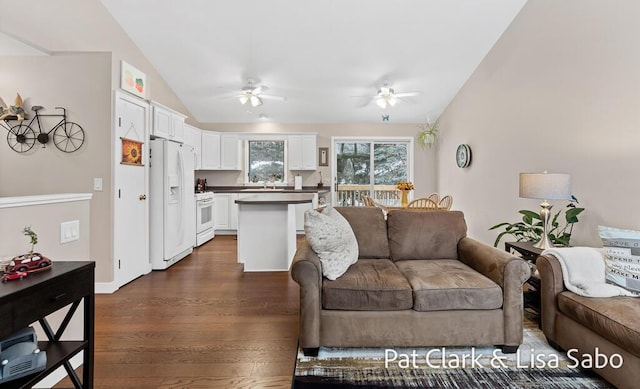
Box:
235 193 315 272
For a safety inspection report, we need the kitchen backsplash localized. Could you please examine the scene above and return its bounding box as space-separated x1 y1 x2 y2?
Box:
196 168 330 187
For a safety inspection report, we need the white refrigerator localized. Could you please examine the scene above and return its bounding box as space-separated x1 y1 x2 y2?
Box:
149 139 196 270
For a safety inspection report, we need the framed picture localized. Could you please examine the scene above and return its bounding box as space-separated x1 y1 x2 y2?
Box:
120 60 147 99
318 147 329 166
121 137 144 166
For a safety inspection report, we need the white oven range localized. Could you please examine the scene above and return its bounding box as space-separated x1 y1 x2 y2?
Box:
195 192 215 246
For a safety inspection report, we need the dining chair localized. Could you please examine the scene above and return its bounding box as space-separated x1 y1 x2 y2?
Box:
438 195 453 210
362 194 376 207
426 192 440 204
407 197 439 209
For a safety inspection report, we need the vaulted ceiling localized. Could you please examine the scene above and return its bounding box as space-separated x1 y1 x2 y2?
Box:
5 1 528 124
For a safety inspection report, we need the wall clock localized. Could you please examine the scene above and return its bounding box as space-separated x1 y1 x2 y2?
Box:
456 144 472 168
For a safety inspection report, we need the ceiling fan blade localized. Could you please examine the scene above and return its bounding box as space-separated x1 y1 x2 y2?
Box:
260 94 287 102
394 91 422 98
251 85 265 95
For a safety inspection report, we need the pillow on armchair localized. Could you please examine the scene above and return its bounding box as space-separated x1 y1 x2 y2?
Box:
599 226 640 294
304 207 359 280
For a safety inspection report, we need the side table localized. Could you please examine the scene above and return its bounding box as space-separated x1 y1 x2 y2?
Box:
505 241 543 325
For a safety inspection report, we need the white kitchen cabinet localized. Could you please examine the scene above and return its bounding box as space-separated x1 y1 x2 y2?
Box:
213 193 242 233
213 193 230 230
201 131 221 170
183 124 202 169
201 132 239 170
220 134 241 170
289 134 317 170
229 193 239 230
151 102 186 142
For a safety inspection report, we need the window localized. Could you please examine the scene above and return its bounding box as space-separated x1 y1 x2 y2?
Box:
247 140 285 183
333 137 413 206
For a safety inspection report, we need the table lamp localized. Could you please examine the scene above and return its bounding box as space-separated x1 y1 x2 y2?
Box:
519 172 572 249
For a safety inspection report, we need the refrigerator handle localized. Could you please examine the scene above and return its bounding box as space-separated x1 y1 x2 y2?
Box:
177 146 185 246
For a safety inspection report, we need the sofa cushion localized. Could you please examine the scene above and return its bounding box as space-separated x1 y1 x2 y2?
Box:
395 259 503 311
322 258 413 311
305 207 359 280
387 210 467 261
335 206 390 259
558 292 640 358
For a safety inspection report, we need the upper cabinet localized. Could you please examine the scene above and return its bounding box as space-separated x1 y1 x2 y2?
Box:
220 134 241 170
289 134 317 170
151 102 186 143
201 131 221 170
183 124 202 169
200 132 240 170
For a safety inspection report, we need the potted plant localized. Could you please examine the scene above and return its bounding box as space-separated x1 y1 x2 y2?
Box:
5 227 52 273
489 196 585 247
416 120 439 149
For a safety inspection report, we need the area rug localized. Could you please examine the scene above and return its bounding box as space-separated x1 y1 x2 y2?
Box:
292 320 614 388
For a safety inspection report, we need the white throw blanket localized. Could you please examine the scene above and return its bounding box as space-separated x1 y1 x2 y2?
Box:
542 247 639 297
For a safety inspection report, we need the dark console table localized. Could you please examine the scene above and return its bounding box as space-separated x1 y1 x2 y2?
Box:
0 261 94 389
505 241 542 325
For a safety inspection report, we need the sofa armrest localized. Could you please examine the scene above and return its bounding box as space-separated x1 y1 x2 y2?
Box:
290 240 322 349
458 237 531 347
458 237 531 288
536 254 566 342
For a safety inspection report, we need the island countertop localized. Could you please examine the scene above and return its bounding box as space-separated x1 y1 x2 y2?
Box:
206 185 329 194
235 193 315 205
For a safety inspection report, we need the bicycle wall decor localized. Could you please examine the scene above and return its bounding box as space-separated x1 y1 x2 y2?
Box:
1 105 85 153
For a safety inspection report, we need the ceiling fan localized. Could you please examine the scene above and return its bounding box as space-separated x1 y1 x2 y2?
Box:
236 79 287 107
372 81 422 109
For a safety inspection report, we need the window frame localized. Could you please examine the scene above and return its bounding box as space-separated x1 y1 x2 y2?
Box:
243 138 288 185
331 136 414 206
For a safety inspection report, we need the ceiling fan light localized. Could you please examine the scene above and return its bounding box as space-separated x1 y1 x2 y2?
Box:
239 94 249 105
388 95 397 107
376 97 387 109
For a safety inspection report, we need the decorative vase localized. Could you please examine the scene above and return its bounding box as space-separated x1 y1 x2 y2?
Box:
401 190 409 207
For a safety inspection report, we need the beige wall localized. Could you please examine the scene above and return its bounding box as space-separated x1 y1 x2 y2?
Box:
0 0 193 120
0 54 113 282
196 123 437 198
436 0 640 247
0 0 195 284
0 198 91 262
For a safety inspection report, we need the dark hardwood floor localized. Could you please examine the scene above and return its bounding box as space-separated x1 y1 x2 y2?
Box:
69 235 299 388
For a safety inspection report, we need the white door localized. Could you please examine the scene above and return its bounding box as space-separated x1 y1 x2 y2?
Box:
114 91 151 287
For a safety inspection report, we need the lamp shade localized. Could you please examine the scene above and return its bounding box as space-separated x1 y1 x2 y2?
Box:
519 172 571 200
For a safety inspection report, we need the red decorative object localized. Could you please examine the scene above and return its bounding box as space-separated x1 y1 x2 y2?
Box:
1 270 28 283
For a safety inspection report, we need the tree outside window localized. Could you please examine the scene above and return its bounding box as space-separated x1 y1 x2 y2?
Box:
248 140 285 182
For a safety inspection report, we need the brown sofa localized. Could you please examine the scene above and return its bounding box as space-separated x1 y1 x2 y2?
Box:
291 207 530 356
538 254 640 389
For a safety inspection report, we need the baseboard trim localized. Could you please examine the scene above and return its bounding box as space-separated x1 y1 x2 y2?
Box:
95 281 119 294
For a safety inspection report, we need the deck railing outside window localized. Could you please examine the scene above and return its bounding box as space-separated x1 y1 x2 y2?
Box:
335 184 400 207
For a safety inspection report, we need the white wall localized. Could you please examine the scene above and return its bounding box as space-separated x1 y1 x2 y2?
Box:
436 0 640 247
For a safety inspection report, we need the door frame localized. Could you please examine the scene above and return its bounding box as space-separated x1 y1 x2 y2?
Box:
330 136 414 206
112 90 151 288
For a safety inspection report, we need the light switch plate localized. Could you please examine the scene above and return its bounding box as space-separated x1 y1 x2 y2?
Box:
94 178 103 191
60 220 80 244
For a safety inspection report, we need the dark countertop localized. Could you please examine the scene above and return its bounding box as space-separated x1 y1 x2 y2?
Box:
205 185 329 194
235 193 315 204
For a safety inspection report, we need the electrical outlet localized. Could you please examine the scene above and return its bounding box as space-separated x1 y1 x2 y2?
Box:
60 220 80 244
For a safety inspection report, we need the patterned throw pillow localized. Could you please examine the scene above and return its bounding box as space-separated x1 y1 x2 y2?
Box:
304 207 359 280
599 226 640 294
